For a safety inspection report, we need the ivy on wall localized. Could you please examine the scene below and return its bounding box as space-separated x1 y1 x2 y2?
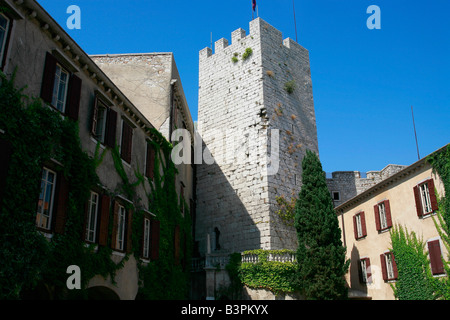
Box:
0 71 124 299
0 71 192 299
389 146 450 300
226 249 299 296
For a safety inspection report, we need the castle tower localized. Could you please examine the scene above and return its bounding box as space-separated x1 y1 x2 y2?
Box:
196 18 318 255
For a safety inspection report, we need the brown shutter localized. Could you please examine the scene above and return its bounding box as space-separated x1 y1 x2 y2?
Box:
428 240 444 275
384 200 392 228
365 258 372 283
91 97 99 136
413 185 424 217
98 195 110 247
428 179 439 212
360 211 367 237
121 121 133 163
53 173 69 234
111 201 119 250
126 210 133 253
82 201 89 241
140 216 146 258
374 204 381 231
391 252 399 279
146 143 155 179
174 225 180 265
0 138 13 202
380 254 388 281
41 52 57 103
65 74 82 121
353 215 358 240
104 109 117 148
358 260 364 284
150 219 160 260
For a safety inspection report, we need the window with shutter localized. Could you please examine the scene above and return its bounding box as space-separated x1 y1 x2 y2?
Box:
359 257 371 284
145 142 155 180
428 239 445 275
121 120 133 164
415 180 439 218
91 97 109 144
98 195 111 247
53 172 69 235
36 168 57 232
65 74 82 121
0 13 11 70
381 252 398 281
85 191 99 243
353 212 367 240
374 200 392 232
142 217 151 259
104 109 117 148
115 204 127 251
150 219 160 261
41 52 82 119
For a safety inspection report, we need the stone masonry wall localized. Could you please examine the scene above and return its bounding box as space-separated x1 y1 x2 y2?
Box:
196 18 318 255
326 164 408 207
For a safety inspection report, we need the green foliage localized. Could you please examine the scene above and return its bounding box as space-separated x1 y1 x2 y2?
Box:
242 48 253 60
0 70 192 300
284 80 296 94
390 225 436 300
428 145 450 236
294 150 349 300
135 137 192 300
238 250 298 294
0 70 122 299
275 195 296 226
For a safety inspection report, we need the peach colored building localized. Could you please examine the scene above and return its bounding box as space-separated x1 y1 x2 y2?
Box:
335 146 448 300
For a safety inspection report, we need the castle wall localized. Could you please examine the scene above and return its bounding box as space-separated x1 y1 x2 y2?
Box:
196 18 318 254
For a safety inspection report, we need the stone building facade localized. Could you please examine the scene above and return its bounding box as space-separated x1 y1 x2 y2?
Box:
195 18 319 257
90 53 196 235
0 0 192 300
335 148 447 300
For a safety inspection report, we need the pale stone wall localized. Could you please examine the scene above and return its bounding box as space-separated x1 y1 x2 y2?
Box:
196 18 318 255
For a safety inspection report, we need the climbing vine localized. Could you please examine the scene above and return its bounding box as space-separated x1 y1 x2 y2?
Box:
0 70 123 299
226 249 299 296
0 70 192 299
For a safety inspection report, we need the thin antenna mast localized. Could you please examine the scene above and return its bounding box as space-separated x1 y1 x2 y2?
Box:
411 106 421 160
293 0 298 42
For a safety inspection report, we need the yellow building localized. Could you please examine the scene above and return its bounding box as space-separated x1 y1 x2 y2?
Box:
336 146 448 300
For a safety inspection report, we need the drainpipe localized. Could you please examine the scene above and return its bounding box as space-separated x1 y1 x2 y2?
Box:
169 79 177 143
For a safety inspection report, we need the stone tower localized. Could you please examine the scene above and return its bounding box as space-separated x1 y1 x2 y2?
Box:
195 18 318 256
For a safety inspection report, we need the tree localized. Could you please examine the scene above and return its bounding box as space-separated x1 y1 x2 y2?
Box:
294 150 349 299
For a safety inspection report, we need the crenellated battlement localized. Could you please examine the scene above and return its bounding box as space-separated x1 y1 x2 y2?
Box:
199 18 308 60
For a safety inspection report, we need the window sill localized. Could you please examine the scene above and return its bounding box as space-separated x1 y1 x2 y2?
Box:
90 136 106 149
420 212 437 220
121 159 132 169
378 228 391 234
112 250 126 258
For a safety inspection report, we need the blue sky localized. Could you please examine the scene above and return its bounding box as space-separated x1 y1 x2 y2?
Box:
38 0 450 173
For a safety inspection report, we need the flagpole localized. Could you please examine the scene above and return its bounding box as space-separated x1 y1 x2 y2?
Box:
251 0 254 20
411 106 421 160
293 0 298 42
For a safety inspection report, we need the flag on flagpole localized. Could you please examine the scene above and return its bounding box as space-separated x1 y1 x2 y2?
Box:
252 0 257 11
